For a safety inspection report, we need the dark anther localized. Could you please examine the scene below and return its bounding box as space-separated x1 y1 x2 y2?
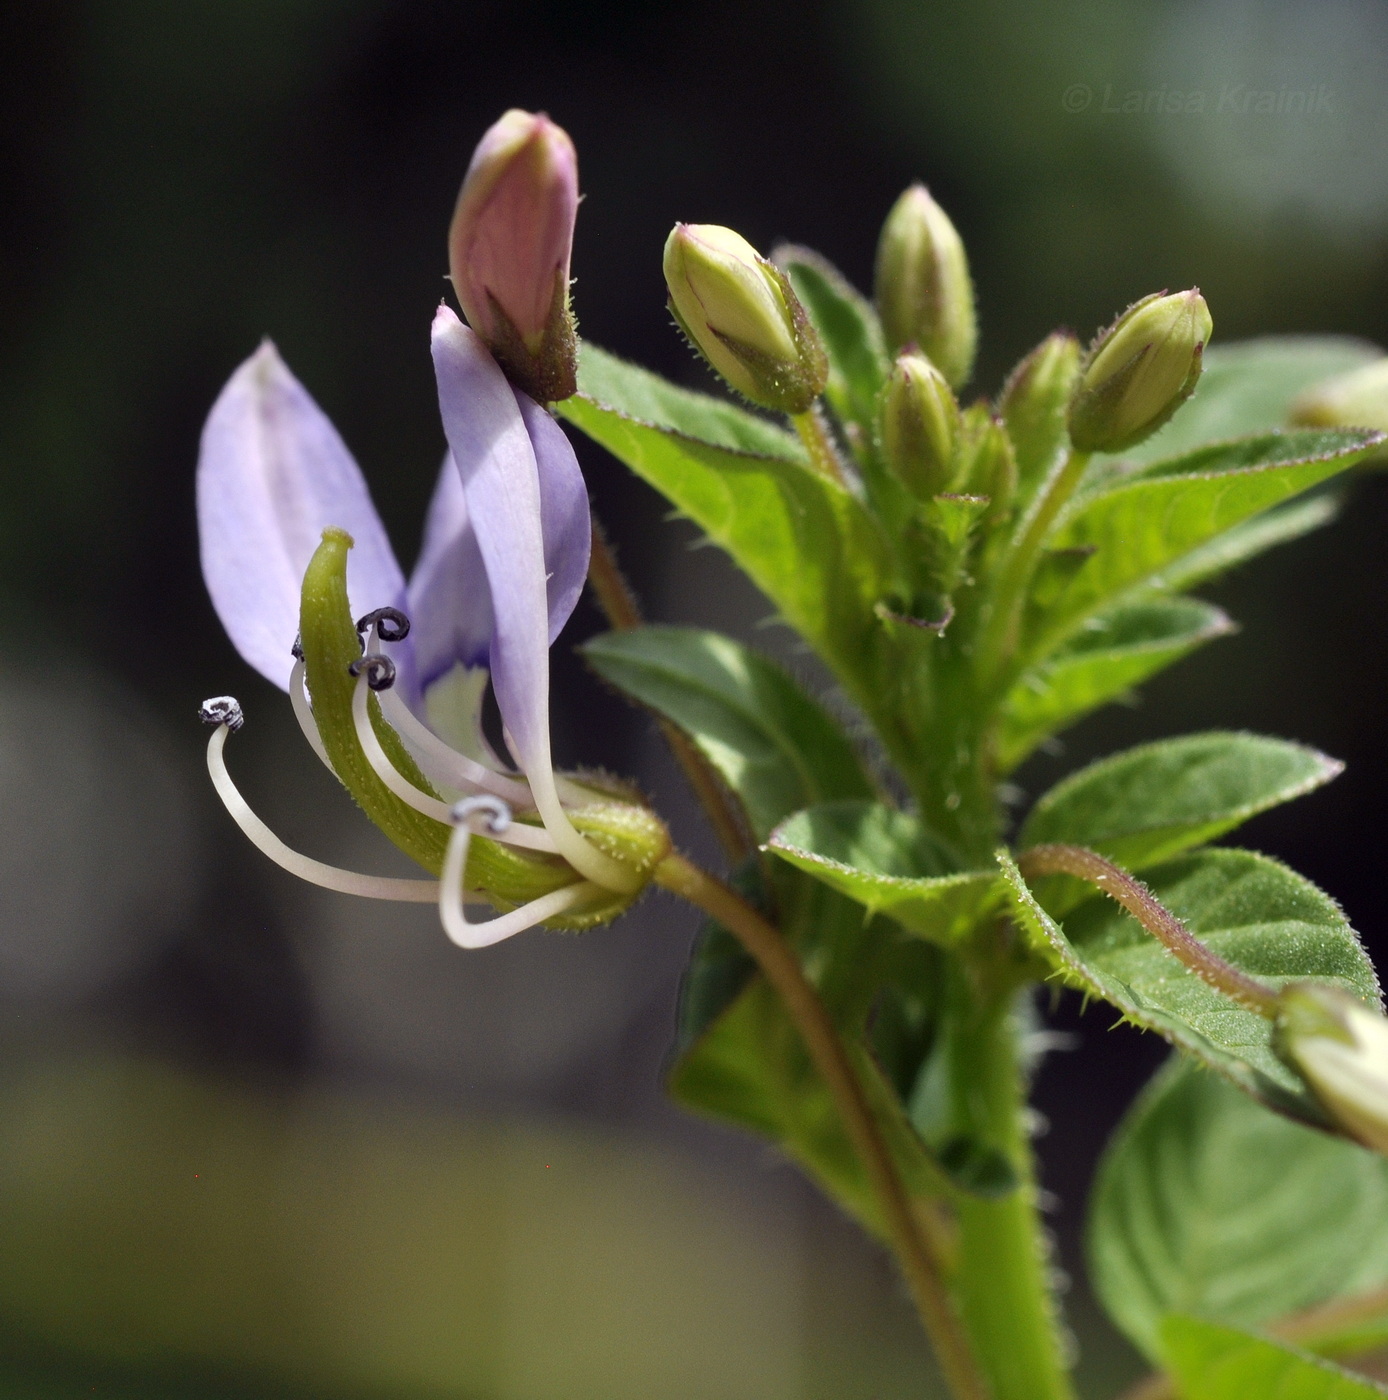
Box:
200 696 244 732
290 634 304 661
347 653 397 692
355 606 411 643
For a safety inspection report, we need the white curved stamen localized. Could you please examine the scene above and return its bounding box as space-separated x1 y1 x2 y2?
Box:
377 683 533 805
440 796 602 948
500 724 643 895
205 720 438 903
351 672 559 854
289 657 334 772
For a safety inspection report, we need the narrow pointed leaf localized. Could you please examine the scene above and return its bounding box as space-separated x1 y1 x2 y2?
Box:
1089 1058 1388 1361
999 846 1380 1123
574 341 803 458
776 245 890 436
767 801 1000 943
581 626 872 839
1021 731 1343 868
1114 336 1382 468
560 397 895 693
998 597 1234 772
1025 428 1381 659
1161 1316 1388 1399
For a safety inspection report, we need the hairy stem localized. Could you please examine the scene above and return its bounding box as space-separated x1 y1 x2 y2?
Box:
653 851 993 1400
975 448 1090 691
586 520 753 864
1017 843 1279 1017
791 404 850 486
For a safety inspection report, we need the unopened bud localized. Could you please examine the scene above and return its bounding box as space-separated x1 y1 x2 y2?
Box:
874 185 977 389
449 109 579 402
998 332 1081 488
1291 358 1388 436
955 405 1017 519
1069 290 1212 453
1277 983 1388 1155
663 224 827 413
881 353 960 499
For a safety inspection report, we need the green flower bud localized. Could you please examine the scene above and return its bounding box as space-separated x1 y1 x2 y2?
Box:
663 223 827 414
1291 357 1388 436
997 332 1081 490
1277 982 1388 1155
880 353 960 499
1069 289 1212 454
954 404 1017 520
874 184 977 389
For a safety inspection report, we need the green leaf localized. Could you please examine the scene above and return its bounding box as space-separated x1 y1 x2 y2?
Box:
1116 336 1383 468
1151 492 1341 593
997 597 1234 772
574 341 803 458
999 846 1380 1123
671 974 948 1235
1021 731 1342 868
1026 428 1381 659
776 245 890 436
766 801 1000 944
559 396 895 697
1089 1058 1388 1361
1161 1315 1388 1399
581 626 872 840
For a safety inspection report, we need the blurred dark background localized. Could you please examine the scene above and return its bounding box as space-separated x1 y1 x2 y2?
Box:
3 1 1388 1396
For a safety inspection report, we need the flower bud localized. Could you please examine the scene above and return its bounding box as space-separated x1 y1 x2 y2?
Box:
663 223 827 414
880 353 960 499
998 332 1082 490
955 404 1017 520
1277 983 1388 1155
874 185 977 389
1069 290 1212 454
1291 358 1388 435
449 109 579 402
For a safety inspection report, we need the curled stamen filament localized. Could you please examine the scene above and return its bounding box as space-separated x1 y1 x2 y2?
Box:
441 796 601 948
350 669 559 854
289 657 334 772
204 717 438 903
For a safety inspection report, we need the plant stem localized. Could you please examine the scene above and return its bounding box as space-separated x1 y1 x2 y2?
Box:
586 520 754 864
975 448 1090 691
952 993 1079 1400
791 404 850 486
1017 844 1279 1017
653 851 994 1400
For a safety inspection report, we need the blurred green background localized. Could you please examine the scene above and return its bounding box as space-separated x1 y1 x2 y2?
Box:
3 1 1388 1396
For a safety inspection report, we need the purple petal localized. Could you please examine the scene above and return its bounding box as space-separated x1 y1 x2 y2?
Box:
514 391 591 643
430 307 552 779
197 342 404 690
406 452 495 691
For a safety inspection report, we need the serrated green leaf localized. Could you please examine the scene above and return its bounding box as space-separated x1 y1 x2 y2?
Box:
766 801 999 944
581 626 872 840
574 341 803 458
1089 1059 1388 1361
1116 336 1382 468
777 245 889 437
998 597 1234 772
559 395 895 699
1026 428 1381 659
999 846 1380 1123
1161 1316 1388 1399
1021 731 1342 868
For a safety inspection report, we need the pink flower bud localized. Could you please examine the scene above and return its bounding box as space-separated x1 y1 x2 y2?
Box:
448 110 579 402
